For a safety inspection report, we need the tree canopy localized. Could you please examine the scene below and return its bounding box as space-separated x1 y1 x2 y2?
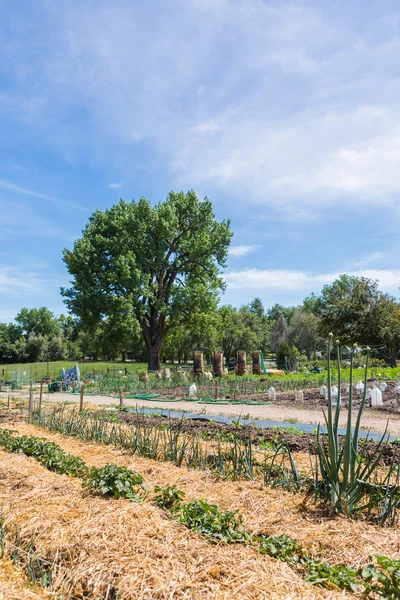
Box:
62 191 232 370
317 274 400 364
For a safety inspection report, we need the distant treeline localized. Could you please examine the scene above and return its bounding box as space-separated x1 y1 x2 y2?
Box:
1 274 399 366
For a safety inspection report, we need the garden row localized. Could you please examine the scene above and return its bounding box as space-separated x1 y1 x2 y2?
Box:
0 428 399 597
32 376 400 526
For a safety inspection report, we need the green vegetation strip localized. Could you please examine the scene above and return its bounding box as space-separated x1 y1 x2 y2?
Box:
0 429 147 501
153 484 400 597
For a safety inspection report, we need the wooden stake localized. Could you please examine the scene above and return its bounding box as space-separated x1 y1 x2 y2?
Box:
39 381 43 413
7 392 11 410
119 388 124 411
79 383 85 412
28 381 34 422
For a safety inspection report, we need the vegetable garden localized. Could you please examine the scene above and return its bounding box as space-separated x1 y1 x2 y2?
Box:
1 341 400 598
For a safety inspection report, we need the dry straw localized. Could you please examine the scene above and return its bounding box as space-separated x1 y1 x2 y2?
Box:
1 421 400 598
0 450 332 600
0 558 51 599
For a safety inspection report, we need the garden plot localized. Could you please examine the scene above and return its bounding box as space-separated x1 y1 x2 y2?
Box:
0 445 335 600
1 412 400 598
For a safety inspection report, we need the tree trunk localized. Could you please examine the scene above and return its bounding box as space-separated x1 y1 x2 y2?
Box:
148 338 163 371
388 344 397 367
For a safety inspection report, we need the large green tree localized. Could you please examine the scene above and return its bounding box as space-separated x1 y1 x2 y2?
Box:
16 307 61 337
288 309 323 359
317 275 400 364
216 300 269 364
62 191 232 370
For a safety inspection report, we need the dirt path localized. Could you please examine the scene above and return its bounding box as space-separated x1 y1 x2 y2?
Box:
7 389 400 436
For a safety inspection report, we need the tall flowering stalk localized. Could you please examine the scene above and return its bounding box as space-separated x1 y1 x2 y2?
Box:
314 335 389 517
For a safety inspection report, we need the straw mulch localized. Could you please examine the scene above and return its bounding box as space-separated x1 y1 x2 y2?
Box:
0 559 51 600
13 422 400 568
0 450 344 600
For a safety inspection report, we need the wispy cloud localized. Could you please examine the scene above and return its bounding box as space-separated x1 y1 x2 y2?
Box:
0 179 89 212
191 120 220 133
0 227 16 238
108 182 122 189
224 268 400 294
0 266 51 298
0 258 68 308
0 264 69 318
346 252 386 270
229 245 261 257
0 201 77 241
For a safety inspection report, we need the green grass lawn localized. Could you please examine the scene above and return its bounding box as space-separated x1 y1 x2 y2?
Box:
0 360 153 382
1 359 399 386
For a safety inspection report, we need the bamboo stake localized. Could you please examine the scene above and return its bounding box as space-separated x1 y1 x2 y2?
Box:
119 388 124 411
79 384 85 413
39 381 43 413
28 381 34 422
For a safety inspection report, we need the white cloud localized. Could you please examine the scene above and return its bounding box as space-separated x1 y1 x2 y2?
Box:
191 120 220 133
176 104 400 211
0 259 68 309
108 182 122 189
224 268 400 294
4 1 400 215
0 201 77 241
229 245 261 257
0 265 69 319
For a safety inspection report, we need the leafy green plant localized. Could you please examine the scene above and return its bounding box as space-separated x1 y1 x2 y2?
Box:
258 534 361 592
39 445 88 477
305 559 361 592
83 464 147 501
153 485 185 511
360 554 400 598
258 534 305 566
178 499 251 544
0 429 87 477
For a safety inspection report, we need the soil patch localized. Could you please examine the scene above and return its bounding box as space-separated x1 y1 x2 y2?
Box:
119 412 400 466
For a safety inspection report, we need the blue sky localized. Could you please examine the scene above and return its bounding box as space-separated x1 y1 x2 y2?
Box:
1 0 400 322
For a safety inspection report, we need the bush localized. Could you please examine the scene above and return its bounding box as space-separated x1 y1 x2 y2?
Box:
276 342 299 371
